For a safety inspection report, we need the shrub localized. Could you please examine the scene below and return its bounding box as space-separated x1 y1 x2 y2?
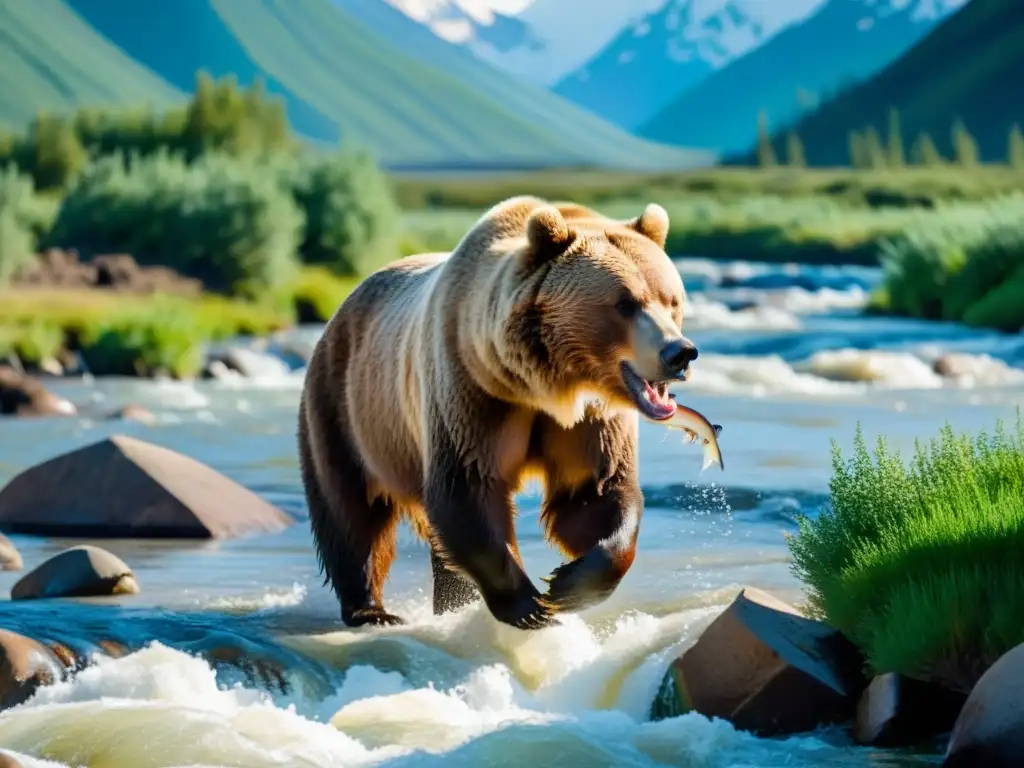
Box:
78 299 208 378
878 194 1024 326
0 209 34 285
788 413 1024 691
272 150 401 277
45 151 303 297
0 166 57 283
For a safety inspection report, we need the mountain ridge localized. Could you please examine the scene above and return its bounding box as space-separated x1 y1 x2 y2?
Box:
638 0 967 154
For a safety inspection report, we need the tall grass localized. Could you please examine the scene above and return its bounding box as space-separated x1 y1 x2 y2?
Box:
788 411 1024 691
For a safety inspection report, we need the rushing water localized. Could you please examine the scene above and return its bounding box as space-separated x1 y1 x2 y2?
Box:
1 258 1023 767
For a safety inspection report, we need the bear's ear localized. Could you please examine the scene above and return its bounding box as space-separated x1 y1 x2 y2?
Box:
627 203 670 249
524 205 576 266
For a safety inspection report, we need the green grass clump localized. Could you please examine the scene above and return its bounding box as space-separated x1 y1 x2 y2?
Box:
877 193 1024 331
788 412 1024 691
0 286 297 377
78 300 207 378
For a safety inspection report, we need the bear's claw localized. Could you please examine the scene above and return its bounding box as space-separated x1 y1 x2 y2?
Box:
343 607 406 628
490 591 556 630
541 548 619 614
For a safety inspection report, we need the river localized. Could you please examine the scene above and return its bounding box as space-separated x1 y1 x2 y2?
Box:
0 257 1022 767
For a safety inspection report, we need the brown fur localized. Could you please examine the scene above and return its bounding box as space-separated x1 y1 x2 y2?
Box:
298 195 691 629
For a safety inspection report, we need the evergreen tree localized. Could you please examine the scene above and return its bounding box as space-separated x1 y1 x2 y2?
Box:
952 119 979 167
887 108 905 168
756 110 777 168
848 130 867 169
1008 124 1024 169
864 126 887 169
911 132 943 166
786 132 806 167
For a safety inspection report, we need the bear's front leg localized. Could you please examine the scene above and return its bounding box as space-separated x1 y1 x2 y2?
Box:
425 464 554 631
540 476 644 614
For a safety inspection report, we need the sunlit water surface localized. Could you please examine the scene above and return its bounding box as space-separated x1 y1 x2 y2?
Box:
0 258 1022 767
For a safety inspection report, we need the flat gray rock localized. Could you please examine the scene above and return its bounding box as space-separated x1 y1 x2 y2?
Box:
0 435 293 539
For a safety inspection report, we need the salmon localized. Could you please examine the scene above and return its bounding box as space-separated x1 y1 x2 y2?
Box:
642 401 724 472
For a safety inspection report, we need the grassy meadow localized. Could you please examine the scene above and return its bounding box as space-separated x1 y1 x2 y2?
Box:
1 75 1024 377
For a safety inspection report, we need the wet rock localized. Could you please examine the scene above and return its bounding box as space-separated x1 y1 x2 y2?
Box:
0 629 63 710
104 403 157 426
0 533 21 571
932 352 1024 387
943 643 1024 767
0 434 293 539
0 751 26 767
11 545 139 600
649 587 865 736
204 347 291 380
854 672 966 747
97 639 131 659
0 366 77 418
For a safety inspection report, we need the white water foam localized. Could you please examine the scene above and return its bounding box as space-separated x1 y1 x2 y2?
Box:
0 601 884 768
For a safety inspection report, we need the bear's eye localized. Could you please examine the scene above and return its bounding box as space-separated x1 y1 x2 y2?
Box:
616 296 640 319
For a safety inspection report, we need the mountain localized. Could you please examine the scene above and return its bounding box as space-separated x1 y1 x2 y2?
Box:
752 0 1024 165
638 0 968 155
0 0 183 130
333 0 714 167
379 0 666 85
56 0 711 170
553 0 828 130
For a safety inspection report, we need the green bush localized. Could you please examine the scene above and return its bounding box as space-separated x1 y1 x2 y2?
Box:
788 413 1024 691
45 150 303 296
878 194 1024 329
261 150 401 276
78 300 208 378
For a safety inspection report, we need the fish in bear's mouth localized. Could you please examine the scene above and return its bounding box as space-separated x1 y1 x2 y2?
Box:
620 361 678 421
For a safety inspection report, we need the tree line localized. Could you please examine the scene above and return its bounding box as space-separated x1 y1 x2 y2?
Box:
755 108 1024 170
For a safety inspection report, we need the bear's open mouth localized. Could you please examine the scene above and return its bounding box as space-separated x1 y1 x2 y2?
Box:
620 362 677 421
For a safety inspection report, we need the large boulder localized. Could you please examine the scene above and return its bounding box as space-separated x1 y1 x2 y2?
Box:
0 534 21 571
0 435 293 539
11 545 139 601
0 367 76 418
0 751 25 767
943 643 1024 767
649 587 865 736
0 629 64 710
854 672 966 747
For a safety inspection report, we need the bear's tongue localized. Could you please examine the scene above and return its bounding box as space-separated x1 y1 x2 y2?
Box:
642 381 676 419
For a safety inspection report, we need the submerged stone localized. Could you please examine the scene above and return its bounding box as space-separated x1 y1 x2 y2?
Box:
854 672 966 747
0 629 64 711
650 587 865 736
0 434 293 539
11 545 140 601
0 366 76 418
943 643 1024 767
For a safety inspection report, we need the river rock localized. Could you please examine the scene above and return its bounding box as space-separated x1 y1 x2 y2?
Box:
0 533 21 571
104 403 157 426
0 366 76 418
649 587 865 736
0 629 63 710
943 643 1024 767
204 347 291 380
0 751 25 767
11 545 139 600
0 434 293 539
855 672 966 747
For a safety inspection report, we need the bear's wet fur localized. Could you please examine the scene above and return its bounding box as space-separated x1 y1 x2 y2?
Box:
298 195 694 629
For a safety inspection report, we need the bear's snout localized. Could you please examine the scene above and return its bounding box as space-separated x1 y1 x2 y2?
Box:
660 338 699 377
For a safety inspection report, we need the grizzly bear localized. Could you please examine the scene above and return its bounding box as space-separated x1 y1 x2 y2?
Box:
298 195 698 630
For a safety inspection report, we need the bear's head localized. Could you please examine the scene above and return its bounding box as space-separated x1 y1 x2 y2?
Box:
512 202 697 426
